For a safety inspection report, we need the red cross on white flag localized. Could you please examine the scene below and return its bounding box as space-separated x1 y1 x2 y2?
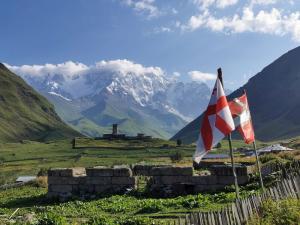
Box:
229 92 255 144
193 77 235 163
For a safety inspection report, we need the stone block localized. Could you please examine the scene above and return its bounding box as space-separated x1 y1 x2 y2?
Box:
48 168 70 177
132 164 170 176
94 185 112 193
216 175 249 185
86 177 112 185
113 166 132 177
190 176 217 185
72 167 86 176
48 176 85 185
48 167 86 177
112 177 136 185
78 184 94 193
193 185 208 192
48 184 72 193
152 176 191 185
211 165 252 177
150 167 193 176
86 167 114 177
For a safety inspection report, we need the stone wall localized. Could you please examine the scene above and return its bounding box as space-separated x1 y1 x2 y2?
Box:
132 164 170 176
149 165 251 197
47 165 253 199
48 166 136 199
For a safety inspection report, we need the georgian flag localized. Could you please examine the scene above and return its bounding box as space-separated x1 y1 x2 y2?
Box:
229 92 255 144
193 77 235 163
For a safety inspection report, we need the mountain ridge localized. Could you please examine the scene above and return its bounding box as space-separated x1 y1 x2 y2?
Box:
0 63 80 142
8 60 212 138
171 46 300 143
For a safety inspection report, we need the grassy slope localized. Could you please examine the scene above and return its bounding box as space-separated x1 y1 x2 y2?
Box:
47 91 184 139
0 63 80 142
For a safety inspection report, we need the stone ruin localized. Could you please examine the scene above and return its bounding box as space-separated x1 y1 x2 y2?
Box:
48 166 136 199
47 164 255 199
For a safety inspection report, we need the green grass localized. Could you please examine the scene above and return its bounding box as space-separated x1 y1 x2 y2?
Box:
0 137 299 224
0 137 264 185
0 184 257 224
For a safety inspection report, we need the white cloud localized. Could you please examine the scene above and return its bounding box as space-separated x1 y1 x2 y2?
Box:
123 0 160 19
216 0 238 8
181 6 300 42
250 0 278 7
6 59 165 79
95 59 164 77
172 72 181 77
188 70 216 82
192 0 238 10
5 61 89 78
153 26 172 33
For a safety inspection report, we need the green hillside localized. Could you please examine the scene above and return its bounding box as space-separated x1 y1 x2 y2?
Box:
0 63 80 142
47 92 186 139
172 46 300 143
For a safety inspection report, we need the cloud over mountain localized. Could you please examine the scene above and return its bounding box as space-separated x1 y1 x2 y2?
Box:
7 59 212 138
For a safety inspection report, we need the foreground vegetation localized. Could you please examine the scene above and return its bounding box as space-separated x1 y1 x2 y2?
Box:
248 198 300 225
0 183 258 224
1 137 300 224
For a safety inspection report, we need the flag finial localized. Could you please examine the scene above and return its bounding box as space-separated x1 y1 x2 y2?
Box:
217 68 223 85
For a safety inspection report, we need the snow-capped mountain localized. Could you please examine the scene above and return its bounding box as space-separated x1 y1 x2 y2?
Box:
7 60 212 138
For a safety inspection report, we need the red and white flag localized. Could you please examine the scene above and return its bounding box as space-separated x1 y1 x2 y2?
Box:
229 92 255 144
193 77 235 163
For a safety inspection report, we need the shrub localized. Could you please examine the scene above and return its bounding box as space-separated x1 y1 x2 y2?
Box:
180 197 199 209
170 151 183 162
259 154 279 164
176 139 182 146
86 216 114 225
138 200 165 213
117 216 156 225
37 212 68 225
248 198 300 225
279 152 295 161
37 168 48 177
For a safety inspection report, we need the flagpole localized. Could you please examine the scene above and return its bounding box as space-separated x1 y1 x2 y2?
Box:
253 140 264 190
243 89 264 190
218 68 240 199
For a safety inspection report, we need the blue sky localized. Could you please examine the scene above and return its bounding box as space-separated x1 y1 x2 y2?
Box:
1 0 300 89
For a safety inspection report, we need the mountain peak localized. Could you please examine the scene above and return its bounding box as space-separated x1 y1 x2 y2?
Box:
0 63 9 72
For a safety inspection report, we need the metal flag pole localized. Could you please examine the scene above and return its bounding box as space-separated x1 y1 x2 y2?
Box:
218 68 240 199
243 89 264 190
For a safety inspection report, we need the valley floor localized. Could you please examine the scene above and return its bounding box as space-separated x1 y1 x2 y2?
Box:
0 137 300 224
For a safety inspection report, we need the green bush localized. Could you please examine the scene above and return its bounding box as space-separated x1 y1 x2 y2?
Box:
37 212 68 225
86 216 114 225
37 168 48 177
248 198 300 225
117 216 156 225
170 151 183 162
259 154 279 164
138 199 165 213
